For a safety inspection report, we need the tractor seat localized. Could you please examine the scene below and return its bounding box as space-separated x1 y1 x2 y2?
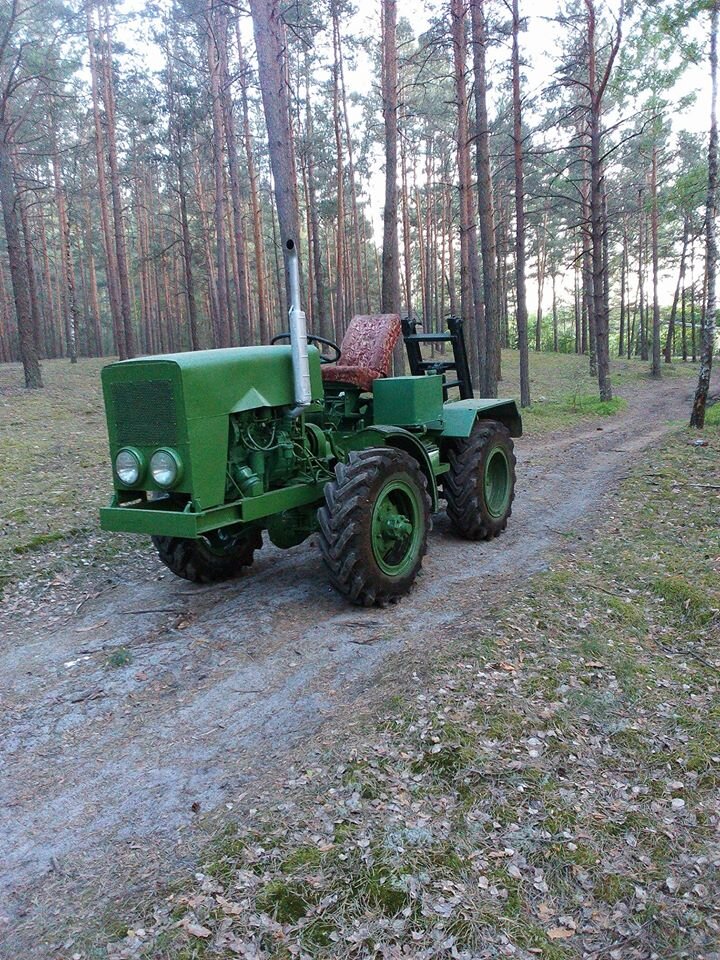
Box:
321 313 401 392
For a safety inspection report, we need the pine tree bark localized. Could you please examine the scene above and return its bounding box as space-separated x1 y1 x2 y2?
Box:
301 60 328 339
663 217 689 364
51 117 78 363
470 0 499 393
511 0 530 407
585 0 620 401
206 0 232 347
691 0 719 427
217 8 250 344
380 0 403 370
0 126 42 387
249 0 302 307
98 0 135 357
331 7 346 331
17 181 43 357
87 4 124 358
380 0 399 315
650 143 661 377
451 0 485 389
238 33 271 344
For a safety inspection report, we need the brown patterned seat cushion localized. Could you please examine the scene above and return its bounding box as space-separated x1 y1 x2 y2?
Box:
321 314 401 392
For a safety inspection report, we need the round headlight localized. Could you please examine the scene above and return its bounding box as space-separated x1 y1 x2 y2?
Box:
150 449 181 488
115 448 142 486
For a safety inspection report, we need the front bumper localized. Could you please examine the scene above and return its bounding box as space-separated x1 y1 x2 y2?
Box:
100 480 326 538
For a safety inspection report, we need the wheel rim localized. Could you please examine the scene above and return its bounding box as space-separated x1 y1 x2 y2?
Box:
370 479 423 577
484 445 511 518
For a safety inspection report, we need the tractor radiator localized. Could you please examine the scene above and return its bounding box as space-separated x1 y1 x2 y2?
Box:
110 379 177 446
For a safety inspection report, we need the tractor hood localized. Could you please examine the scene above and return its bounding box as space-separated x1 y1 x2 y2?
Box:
102 344 323 422
101 344 324 511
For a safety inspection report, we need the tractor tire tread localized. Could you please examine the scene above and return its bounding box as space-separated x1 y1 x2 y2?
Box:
152 529 262 584
442 420 516 541
318 448 431 607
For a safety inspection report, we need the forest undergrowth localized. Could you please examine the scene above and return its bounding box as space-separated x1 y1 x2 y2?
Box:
93 410 720 958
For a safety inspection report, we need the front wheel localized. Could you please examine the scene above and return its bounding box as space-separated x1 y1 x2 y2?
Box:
318 448 431 606
442 420 516 540
152 527 262 583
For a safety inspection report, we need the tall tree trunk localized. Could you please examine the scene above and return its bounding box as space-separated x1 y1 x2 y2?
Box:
380 0 400 314
331 5 346 331
691 232 697 361
335 6 363 317
51 118 78 363
619 223 627 356
217 8 250 344
534 209 548 351
206 0 232 347
470 0 499 393
239 33 272 344
585 0 620 400
691 0 719 427
400 131 413 315
650 144 661 377
86 9 125 359
380 0 403 371
512 0 530 407
98 0 135 357
17 182 43 357
664 217 689 363
300 51 327 339
451 0 485 389
249 0 302 307
0 128 43 387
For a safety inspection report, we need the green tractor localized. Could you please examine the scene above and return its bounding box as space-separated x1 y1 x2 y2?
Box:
100 239 521 606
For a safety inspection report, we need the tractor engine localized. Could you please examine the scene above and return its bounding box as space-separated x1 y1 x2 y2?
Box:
225 408 332 547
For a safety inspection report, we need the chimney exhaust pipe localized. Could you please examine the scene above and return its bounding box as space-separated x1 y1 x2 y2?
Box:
285 238 312 417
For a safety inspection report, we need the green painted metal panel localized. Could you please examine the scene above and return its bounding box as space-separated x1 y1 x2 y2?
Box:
99 479 327 538
441 398 523 438
339 425 440 511
373 375 444 427
101 345 325 510
103 345 323 420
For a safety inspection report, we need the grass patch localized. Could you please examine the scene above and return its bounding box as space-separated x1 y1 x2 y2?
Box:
255 879 315 923
106 647 132 668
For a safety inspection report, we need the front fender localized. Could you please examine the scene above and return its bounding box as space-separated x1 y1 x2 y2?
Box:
336 426 439 512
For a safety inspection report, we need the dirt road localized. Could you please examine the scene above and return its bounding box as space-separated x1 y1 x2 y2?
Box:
0 374 707 956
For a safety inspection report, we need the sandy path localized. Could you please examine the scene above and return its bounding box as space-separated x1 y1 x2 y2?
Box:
0 373 706 956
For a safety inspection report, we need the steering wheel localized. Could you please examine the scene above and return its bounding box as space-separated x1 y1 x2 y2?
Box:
271 332 341 365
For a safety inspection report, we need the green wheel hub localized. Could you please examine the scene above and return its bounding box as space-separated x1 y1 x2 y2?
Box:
370 479 423 577
483 445 512 519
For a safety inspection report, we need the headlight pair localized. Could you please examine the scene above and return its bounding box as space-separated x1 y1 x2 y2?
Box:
114 447 182 489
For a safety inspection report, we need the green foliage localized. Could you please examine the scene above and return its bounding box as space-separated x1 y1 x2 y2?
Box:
107 647 132 668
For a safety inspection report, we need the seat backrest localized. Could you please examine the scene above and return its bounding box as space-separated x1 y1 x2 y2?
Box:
339 314 401 374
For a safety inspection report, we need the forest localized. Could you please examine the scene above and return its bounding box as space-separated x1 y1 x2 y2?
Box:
0 0 717 418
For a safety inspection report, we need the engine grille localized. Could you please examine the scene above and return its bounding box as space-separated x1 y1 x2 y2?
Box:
111 379 177 446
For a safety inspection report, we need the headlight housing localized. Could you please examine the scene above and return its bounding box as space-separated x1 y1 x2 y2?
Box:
150 448 182 488
115 448 143 486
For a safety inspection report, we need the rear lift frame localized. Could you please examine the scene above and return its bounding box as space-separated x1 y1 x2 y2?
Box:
401 315 474 400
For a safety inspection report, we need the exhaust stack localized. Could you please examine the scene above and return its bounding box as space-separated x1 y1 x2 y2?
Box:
286 238 312 417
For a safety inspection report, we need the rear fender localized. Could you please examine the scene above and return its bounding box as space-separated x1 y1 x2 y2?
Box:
441 398 522 439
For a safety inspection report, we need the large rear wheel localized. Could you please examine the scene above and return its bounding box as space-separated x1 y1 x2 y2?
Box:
443 420 516 540
318 448 431 606
152 527 262 583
